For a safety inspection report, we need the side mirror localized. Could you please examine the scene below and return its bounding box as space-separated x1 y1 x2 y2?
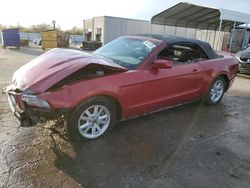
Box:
151 59 173 69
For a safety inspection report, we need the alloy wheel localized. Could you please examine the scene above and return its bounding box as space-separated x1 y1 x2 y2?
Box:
78 105 111 139
210 79 224 103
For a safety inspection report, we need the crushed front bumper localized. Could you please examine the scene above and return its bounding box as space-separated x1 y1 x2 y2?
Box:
7 91 24 121
2 85 70 126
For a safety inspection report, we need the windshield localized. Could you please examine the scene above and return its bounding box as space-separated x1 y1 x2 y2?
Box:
94 37 161 70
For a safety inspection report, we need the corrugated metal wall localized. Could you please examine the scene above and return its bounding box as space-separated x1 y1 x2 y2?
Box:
195 30 226 50
103 16 151 44
102 16 209 45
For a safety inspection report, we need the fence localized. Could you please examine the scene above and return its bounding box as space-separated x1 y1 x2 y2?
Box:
19 32 84 45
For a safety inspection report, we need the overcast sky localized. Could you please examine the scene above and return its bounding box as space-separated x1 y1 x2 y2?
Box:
0 0 250 29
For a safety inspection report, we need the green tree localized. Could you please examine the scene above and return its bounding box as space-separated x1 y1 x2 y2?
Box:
0 24 7 30
0 23 82 34
66 26 83 35
22 23 52 33
0 24 23 30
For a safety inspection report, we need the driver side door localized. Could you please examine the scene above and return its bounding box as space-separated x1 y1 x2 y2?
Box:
140 43 207 113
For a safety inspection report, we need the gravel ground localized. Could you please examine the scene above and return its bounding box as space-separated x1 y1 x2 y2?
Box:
0 46 250 188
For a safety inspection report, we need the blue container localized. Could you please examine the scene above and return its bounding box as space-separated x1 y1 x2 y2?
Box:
1 28 20 48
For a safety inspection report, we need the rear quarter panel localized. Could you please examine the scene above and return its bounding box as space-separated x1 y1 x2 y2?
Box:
199 53 238 95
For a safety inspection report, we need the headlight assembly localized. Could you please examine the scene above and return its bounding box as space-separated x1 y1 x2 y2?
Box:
21 95 51 109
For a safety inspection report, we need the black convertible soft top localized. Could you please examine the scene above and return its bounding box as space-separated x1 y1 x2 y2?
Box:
135 34 220 59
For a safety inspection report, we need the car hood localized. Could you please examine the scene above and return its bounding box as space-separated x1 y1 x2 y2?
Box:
12 48 127 93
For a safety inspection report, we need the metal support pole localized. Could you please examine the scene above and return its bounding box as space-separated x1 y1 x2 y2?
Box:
174 26 177 36
247 23 249 45
195 28 198 39
205 29 209 42
163 25 166 35
208 30 211 44
213 30 217 48
185 27 188 37
216 19 223 50
229 21 236 53
244 23 249 47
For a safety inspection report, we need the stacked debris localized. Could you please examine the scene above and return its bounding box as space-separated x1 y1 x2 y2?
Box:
20 39 29 47
57 30 69 48
82 41 102 51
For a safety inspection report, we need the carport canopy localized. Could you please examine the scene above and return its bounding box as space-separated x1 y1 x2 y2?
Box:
151 2 250 32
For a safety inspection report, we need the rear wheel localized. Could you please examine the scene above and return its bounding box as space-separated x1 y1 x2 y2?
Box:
204 77 226 105
66 97 117 141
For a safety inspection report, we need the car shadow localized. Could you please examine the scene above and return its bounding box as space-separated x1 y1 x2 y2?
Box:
49 100 231 188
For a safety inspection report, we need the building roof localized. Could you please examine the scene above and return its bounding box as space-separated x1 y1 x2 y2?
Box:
151 2 250 31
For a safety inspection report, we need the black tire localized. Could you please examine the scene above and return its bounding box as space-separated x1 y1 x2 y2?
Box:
204 77 226 105
66 96 117 142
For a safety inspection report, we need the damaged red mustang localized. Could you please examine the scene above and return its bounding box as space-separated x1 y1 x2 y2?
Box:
2 35 238 141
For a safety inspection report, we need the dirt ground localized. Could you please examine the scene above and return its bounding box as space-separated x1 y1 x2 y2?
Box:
0 46 250 188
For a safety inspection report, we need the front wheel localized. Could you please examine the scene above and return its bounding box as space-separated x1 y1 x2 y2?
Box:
66 97 117 142
204 77 226 105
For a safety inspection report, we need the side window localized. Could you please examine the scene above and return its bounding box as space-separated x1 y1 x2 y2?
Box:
158 43 208 64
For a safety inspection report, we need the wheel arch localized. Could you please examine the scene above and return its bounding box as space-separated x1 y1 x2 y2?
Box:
97 95 123 121
74 94 124 121
203 73 228 105
216 73 230 91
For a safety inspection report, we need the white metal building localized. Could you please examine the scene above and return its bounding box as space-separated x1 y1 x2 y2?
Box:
83 16 200 45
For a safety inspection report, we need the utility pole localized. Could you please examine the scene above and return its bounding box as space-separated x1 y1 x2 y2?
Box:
52 20 56 30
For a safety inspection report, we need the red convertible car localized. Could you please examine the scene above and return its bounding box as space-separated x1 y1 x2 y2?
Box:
3 35 238 141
